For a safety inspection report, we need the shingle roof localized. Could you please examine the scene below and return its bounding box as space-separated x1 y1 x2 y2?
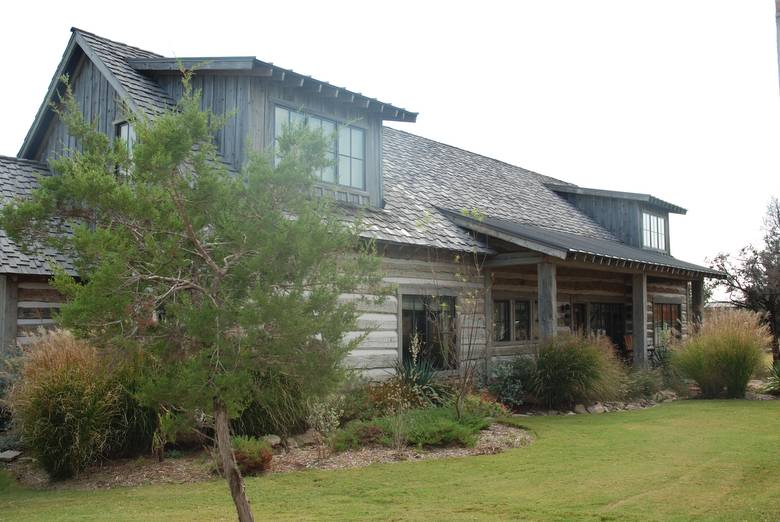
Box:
440 209 723 277
0 157 76 276
73 28 174 117
357 127 617 252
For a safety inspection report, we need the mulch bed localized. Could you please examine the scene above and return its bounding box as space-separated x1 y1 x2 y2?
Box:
2 422 532 491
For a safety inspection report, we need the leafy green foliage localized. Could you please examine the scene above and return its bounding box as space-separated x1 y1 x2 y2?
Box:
230 436 272 476
1 77 383 439
330 406 488 452
488 356 536 410
763 362 780 395
673 309 771 398
392 357 452 407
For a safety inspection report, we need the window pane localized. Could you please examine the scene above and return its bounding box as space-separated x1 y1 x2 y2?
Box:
338 155 350 186
338 126 350 156
402 295 457 370
351 158 364 189
493 301 510 342
351 128 364 159
514 300 531 341
322 121 336 150
322 151 336 183
274 106 289 139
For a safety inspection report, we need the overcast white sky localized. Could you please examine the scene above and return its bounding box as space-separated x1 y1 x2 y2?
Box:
1 0 778 270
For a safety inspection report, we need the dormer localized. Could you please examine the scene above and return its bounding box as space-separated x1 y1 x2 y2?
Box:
545 184 687 255
128 57 417 208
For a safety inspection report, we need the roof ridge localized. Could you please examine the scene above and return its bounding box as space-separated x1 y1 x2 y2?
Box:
70 27 163 58
383 126 572 185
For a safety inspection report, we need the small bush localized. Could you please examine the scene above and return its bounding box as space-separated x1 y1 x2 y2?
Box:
232 370 308 438
393 356 452 407
461 392 509 418
488 356 536 410
627 369 663 399
673 310 771 398
231 436 272 476
532 335 627 409
403 407 486 448
9 331 122 479
330 420 386 452
339 378 379 423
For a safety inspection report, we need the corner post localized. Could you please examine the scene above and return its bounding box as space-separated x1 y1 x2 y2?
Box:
691 278 704 332
538 262 557 339
632 273 648 368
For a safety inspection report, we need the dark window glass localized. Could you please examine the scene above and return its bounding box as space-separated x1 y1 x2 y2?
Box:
573 303 587 334
653 302 681 347
402 295 457 370
589 302 625 349
514 300 531 341
493 300 510 342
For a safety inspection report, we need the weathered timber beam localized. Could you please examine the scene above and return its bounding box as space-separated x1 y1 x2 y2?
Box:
485 252 544 268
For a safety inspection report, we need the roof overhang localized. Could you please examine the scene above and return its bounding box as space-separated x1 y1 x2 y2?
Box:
127 57 418 123
545 183 687 214
438 208 725 279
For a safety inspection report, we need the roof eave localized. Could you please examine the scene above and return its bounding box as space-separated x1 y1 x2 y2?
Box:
545 183 687 215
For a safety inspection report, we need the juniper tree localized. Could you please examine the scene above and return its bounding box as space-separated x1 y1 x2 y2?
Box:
1 77 382 521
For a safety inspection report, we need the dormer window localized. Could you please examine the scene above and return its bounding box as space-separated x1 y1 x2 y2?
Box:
274 105 365 190
642 211 666 251
115 121 136 156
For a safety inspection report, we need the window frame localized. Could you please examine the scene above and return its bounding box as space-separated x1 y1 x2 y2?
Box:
114 121 136 177
652 301 682 347
641 210 667 252
400 294 458 371
492 297 534 343
272 102 367 191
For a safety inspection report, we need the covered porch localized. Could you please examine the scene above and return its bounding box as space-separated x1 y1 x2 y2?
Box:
442 210 722 367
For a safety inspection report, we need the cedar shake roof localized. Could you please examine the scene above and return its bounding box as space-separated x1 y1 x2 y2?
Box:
4 29 719 278
0 157 76 276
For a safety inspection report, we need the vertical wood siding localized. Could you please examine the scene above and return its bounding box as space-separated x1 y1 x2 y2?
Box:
34 52 121 162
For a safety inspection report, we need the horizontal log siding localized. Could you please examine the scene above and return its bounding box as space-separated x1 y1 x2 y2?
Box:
647 277 689 348
10 276 64 345
343 248 487 377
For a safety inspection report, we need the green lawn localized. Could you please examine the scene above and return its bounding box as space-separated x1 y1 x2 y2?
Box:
2 400 779 521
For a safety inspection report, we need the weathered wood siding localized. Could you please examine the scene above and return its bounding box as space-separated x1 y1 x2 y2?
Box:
155 72 384 206
647 276 689 347
0 275 64 349
343 247 487 378
34 51 122 162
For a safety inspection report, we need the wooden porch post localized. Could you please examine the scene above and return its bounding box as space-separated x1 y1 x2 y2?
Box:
538 262 557 339
691 278 704 332
632 273 648 368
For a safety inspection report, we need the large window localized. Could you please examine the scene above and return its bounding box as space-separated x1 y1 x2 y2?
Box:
115 122 136 177
642 211 666 251
274 105 365 190
589 302 626 349
402 295 457 370
493 299 532 342
653 302 681 347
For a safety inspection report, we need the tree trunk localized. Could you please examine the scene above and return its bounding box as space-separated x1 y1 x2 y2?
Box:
214 398 255 522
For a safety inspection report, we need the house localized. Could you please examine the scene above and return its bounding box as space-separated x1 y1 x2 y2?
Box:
0 28 723 375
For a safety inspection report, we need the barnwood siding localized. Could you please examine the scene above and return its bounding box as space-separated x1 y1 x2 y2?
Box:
342 247 488 377
155 72 383 206
34 52 122 162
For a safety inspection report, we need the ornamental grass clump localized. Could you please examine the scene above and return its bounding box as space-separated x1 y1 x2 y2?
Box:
673 309 771 398
532 334 628 409
10 330 121 479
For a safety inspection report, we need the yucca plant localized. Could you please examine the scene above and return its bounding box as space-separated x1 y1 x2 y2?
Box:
763 362 780 395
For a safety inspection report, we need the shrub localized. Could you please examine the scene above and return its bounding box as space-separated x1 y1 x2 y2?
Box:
392 356 452 407
339 378 379 423
232 370 309 438
330 420 387 452
403 407 486 448
627 369 663 399
763 362 780 395
531 335 627 409
488 356 536 410
461 392 509 418
230 436 272 476
673 310 771 398
9 330 122 479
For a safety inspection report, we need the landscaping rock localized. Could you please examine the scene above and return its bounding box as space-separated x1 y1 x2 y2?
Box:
587 403 606 414
262 435 282 447
574 404 588 415
0 450 21 463
547 410 560 416
285 438 298 450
